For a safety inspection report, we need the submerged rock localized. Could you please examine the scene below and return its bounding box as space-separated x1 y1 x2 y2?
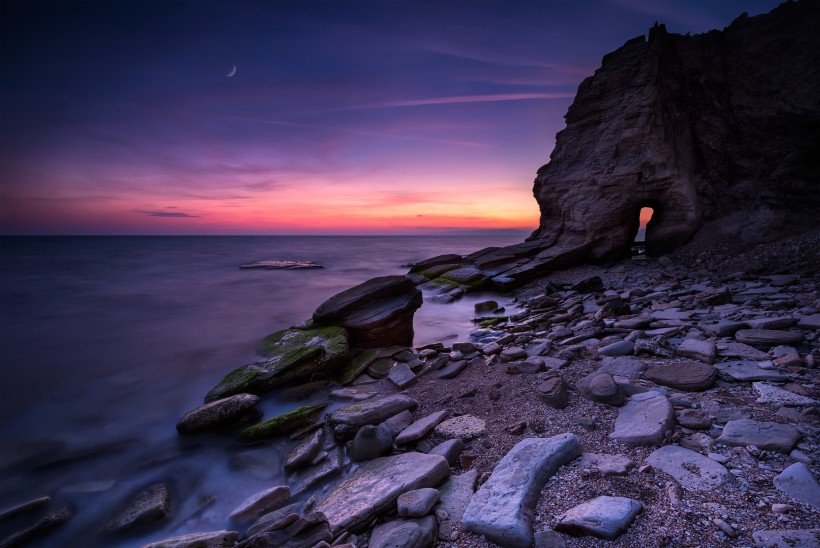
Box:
140 530 238 548
176 394 260 435
229 485 290 522
107 484 170 533
239 403 327 441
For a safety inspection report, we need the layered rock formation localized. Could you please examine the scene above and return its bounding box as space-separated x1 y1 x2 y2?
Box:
531 1 820 260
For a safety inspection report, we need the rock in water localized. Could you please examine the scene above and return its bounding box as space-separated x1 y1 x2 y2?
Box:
107 484 171 533
462 434 581 546
205 326 349 401
175 394 260 435
313 452 450 534
349 425 393 462
239 403 326 441
140 530 238 548
555 496 642 540
313 275 423 348
229 485 290 522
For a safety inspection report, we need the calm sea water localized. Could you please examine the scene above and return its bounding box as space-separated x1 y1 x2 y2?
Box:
0 235 523 546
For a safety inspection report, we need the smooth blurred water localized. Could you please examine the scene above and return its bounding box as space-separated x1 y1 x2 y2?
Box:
0 235 521 546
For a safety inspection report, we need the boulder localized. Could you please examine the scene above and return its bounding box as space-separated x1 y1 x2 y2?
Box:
205 326 348 401
609 392 674 446
239 403 326 441
313 276 422 348
773 463 820 509
313 452 450 533
176 394 260 435
716 419 801 453
575 372 624 406
349 425 393 462
462 434 581 547
643 361 716 391
328 395 417 439
645 445 729 491
369 516 437 548
555 496 642 540
397 488 439 517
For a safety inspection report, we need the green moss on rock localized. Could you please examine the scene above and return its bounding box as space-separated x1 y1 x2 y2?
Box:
335 349 379 386
239 403 327 441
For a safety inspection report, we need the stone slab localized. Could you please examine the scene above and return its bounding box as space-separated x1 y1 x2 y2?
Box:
437 469 477 523
715 361 790 383
754 382 818 406
752 529 820 547
434 415 486 440
609 392 674 446
328 395 417 439
717 419 801 453
773 463 820 509
555 496 642 540
645 445 729 491
396 410 449 445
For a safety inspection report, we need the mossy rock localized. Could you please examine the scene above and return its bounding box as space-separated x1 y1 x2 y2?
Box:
239 403 327 441
366 357 395 379
479 317 508 327
426 277 462 290
421 263 462 280
335 349 379 386
205 326 349 402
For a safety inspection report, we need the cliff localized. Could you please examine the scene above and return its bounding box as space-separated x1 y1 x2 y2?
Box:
531 1 820 259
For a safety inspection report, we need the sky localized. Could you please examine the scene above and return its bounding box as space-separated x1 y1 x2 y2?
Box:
0 0 784 235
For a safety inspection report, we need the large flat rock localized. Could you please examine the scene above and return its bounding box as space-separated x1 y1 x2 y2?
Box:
754 382 818 406
437 469 477 523
313 452 449 534
328 395 417 439
715 361 790 383
176 394 260 435
717 419 801 453
645 445 729 491
644 361 716 391
735 329 803 347
395 410 449 445
555 496 642 540
773 463 820 509
141 530 238 548
609 392 674 446
462 433 581 547
752 528 820 547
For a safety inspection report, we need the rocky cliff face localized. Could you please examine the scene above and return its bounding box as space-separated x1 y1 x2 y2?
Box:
531 1 820 260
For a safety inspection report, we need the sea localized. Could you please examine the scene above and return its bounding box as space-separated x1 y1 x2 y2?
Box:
0 235 525 546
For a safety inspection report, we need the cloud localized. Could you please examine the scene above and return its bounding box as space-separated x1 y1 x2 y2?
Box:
347 92 575 110
142 211 200 218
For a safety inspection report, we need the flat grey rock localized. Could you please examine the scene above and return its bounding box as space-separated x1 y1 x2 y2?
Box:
107 484 171 533
717 342 771 361
434 415 486 440
752 528 820 547
555 496 642 540
437 469 477 523
176 394 260 435
387 362 416 389
676 338 716 364
773 463 820 509
754 382 818 406
598 357 646 379
462 433 581 547
746 316 798 329
609 392 674 446
140 530 239 548
644 361 716 392
328 395 417 439
797 314 820 330
369 515 437 548
717 419 801 453
380 409 413 438
715 361 790 382
598 340 634 357
428 438 464 466
700 400 752 424
314 452 449 534
285 427 325 472
397 488 439 517
735 329 803 346
645 445 729 491
578 453 634 476
396 410 449 445
229 485 290 522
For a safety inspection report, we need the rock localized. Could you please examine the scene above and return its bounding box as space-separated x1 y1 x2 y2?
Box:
644 361 716 391
717 419 801 453
746 316 799 329
614 316 652 329
328 395 417 439
175 394 260 435
570 276 604 293
634 336 674 358
675 409 712 430
141 530 239 548
437 469 477 523
703 321 748 337
107 484 171 533
313 452 450 533
718 341 772 361
462 434 581 547
329 385 377 401
575 372 624 406
506 359 543 374
773 463 820 509
752 529 820 547
501 346 528 360
380 409 414 438
396 410 449 445
536 376 569 408
239 260 321 270
369 516 438 548
0 506 72 546
735 329 803 347
205 326 349 401
245 504 301 538
555 496 642 540
645 445 730 491
609 391 674 446
387 362 416 389
796 314 820 330
534 530 567 548
410 254 464 273
229 485 290 522
285 427 325 471
598 356 646 379
676 339 716 364
700 400 752 424
438 356 480 380
349 425 393 462
578 453 635 476
754 382 818 406
453 341 478 354
313 275 423 348
334 349 378 385
715 361 790 382
294 449 342 493
475 300 499 313
428 439 464 466
434 415 486 440
239 403 327 441
0 496 50 522
598 340 634 356
397 488 439 517
243 512 331 548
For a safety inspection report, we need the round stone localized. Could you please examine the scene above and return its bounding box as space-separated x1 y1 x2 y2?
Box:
434 415 486 440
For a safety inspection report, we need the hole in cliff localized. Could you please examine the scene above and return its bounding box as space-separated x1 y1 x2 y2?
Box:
631 207 654 259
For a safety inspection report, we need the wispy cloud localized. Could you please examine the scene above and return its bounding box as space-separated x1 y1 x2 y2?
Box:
142 211 200 218
346 92 575 110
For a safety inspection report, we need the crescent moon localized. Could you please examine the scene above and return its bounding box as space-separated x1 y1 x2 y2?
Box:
226 65 237 77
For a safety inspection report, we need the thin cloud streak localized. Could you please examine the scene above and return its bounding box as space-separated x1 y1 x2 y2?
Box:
142 211 200 218
347 92 575 110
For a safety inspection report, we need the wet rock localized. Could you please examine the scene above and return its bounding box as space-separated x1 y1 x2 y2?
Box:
369 516 437 548
536 376 569 408
715 361 790 382
475 300 499 313
239 260 321 270
598 340 634 356
285 427 325 472
397 488 439 517
609 392 674 446
555 496 642 540
0 496 50 522
434 415 486 440
752 528 820 547
754 382 818 406
107 484 171 533
243 512 331 548
294 449 342 493
578 453 635 476
239 403 326 441
717 419 801 453
1 505 72 547
387 362 416 389
206 326 349 401
328 395 417 439
428 439 464 466
575 372 624 406
735 329 803 347
334 349 378 386
676 338 716 364
141 530 238 547
773 463 820 509
646 445 729 491
313 275 423 348
176 394 260 435
229 485 290 522
437 469 477 523
396 410 449 445
644 361 716 391
313 452 450 533
245 504 301 538
349 425 393 462
462 433 581 547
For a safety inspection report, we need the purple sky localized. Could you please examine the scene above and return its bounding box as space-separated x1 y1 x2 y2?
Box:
0 0 784 235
